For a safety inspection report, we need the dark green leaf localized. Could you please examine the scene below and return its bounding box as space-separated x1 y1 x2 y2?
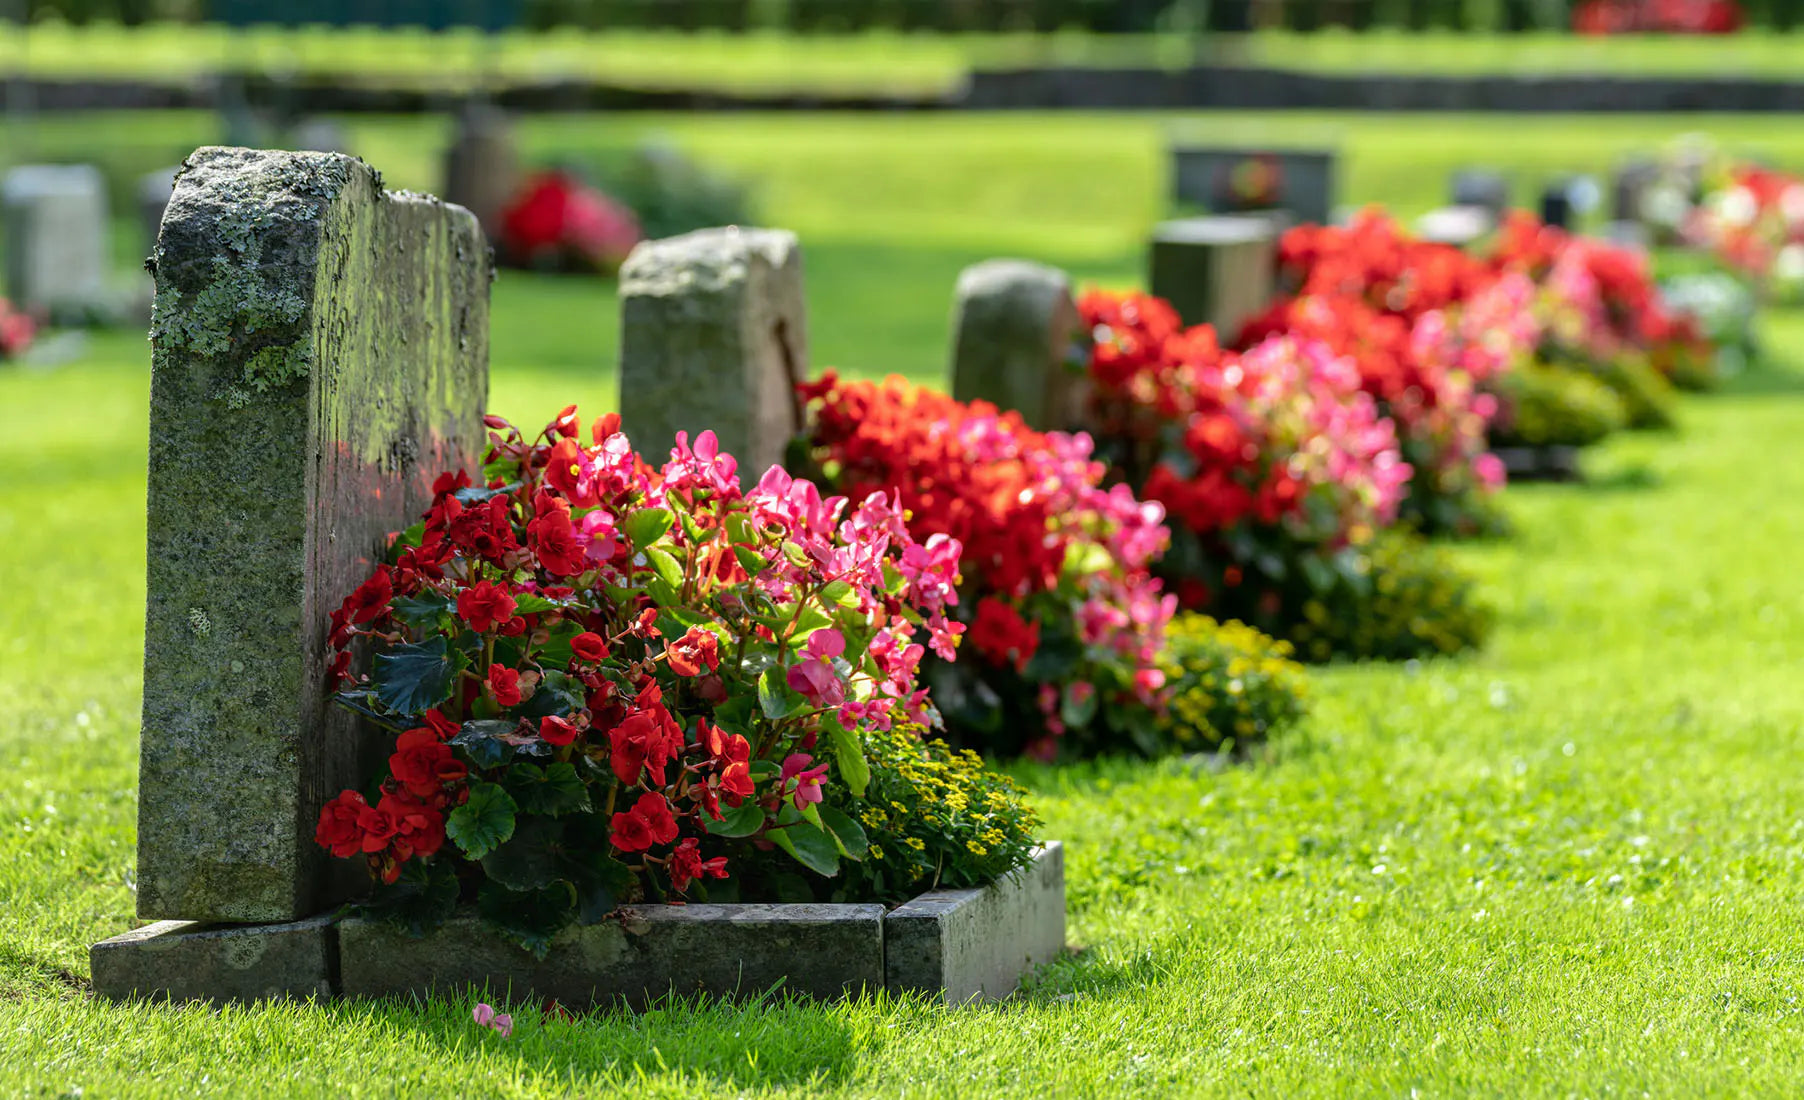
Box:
390 593 453 629
704 800 767 838
503 761 591 816
561 847 637 924
769 820 841 877
520 670 585 721
647 577 682 607
624 507 674 549
360 858 459 937
373 635 463 715
479 817 562 890
391 521 427 552
816 805 869 862
477 879 574 961
451 719 523 769
711 693 757 736
445 781 517 860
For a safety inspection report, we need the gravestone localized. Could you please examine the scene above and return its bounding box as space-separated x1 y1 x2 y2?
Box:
1171 146 1336 226
442 102 519 241
2 164 108 320
135 146 490 925
948 259 1085 432
1600 220 1652 251
1540 180 1575 230
137 168 181 261
1451 169 1509 217
618 226 807 479
1416 206 1494 248
1148 215 1277 339
1612 158 1661 223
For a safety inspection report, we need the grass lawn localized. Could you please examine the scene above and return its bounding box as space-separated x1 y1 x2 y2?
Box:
7 111 1804 1094
0 24 1800 98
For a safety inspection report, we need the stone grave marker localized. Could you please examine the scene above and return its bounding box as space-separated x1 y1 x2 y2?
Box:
948 259 1086 432
2 163 108 320
1540 179 1575 229
618 226 807 480
1451 169 1510 217
132 146 490 930
442 102 519 242
1613 158 1661 224
1171 146 1336 227
1148 215 1278 339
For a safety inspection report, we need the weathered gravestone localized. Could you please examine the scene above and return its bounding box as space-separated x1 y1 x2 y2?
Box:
442 102 520 242
618 226 807 480
1171 146 1336 227
1540 180 1575 230
1148 215 1277 339
948 259 1085 432
2 164 108 320
1613 158 1661 224
132 147 490 931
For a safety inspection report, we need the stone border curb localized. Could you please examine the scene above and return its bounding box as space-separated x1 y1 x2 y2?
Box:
91 843 1065 1008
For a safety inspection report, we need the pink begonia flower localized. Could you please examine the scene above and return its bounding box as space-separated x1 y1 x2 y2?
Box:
578 508 620 563
473 1003 514 1038
786 628 846 707
780 752 829 809
665 429 740 497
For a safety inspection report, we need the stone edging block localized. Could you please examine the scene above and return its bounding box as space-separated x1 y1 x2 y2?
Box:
93 844 1066 1007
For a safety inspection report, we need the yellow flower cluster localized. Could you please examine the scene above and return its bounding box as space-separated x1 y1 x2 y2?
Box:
827 724 1041 901
1158 613 1308 750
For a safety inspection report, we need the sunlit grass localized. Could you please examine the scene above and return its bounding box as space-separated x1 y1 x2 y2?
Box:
6 114 1804 1095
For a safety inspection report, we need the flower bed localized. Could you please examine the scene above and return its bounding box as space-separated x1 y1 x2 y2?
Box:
795 372 1183 760
317 407 1041 957
1241 211 1536 536
1077 288 1491 662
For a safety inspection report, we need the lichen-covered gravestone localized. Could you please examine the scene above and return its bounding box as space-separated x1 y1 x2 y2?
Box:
134 147 490 929
2 163 108 320
618 227 807 480
1148 215 1278 338
948 259 1086 432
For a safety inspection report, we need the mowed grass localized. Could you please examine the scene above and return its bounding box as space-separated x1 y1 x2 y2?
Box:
1 23 1801 98
6 113 1804 1095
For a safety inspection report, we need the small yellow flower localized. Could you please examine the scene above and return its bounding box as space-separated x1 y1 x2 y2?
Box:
966 841 988 856
869 845 885 860
904 837 926 851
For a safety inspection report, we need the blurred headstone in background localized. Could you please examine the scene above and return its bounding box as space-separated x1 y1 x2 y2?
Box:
1148 215 1277 338
3 164 108 322
1451 170 1509 218
287 118 353 156
1417 206 1494 248
1613 158 1661 224
1539 179 1576 230
138 168 181 260
1171 147 1336 227
949 259 1085 433
443 102 520 243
